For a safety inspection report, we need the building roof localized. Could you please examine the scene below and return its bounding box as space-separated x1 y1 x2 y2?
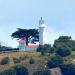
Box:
17 39 25 43
25 45 38 48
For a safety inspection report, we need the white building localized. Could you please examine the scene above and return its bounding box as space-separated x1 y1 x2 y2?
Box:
39 17 46 45
18 17 46 51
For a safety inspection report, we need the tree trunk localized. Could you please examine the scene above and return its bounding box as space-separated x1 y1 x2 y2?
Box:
26 37 28 46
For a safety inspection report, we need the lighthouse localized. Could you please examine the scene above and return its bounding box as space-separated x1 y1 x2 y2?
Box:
39 17 46 45
18 17 46 51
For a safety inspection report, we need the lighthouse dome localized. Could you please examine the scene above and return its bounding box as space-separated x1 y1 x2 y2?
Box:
39 17 46 28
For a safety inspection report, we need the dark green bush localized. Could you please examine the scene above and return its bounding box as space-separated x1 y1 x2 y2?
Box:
14 64 28 75
47 55 64 68
60 64 75 75
33 69 51 75
37 44 53 55
1 64 28 75
13 57 21 64
1 57 9 65
37 45 45 55
56 48 71 57
2 68 16 75
29 57 35 64
37 45 44 52
41 50 45 56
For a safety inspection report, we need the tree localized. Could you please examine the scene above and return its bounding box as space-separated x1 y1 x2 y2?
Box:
37 45 44 52
60 64 75 75
11 28 39 46
14 64 28 75
33 69 51 75
37 44 52 55
37 45 45 55
47 55 64 68
53 36 75 51
44 44 52 53
56 48 71 57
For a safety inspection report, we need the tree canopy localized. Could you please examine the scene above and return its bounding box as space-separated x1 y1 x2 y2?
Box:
56 48 71 57
11 28 39 45
53 36 75 51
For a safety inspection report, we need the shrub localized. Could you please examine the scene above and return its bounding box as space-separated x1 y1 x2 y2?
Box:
1 57 9 65
13 57 21 64
56 48 71 57
60 64 75 75
2 68 16 75
33 69 51 75
37 44 53 55
41 50 45 56
47 55 63 68
44 44 52 53
37 45 44 52
29 57 35 64
14 64 28 75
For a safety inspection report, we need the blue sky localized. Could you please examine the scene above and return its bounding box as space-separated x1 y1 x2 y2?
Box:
0 0 75 47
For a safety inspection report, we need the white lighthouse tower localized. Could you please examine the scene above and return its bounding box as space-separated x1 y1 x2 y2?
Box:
39 17 46 45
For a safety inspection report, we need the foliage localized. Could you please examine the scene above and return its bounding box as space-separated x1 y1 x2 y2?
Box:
2 68 16 75
60 64 75 75
44 44 52 53
14 64 29 75
29 57 35 64
37 45 44 52
37 45 45 55
1 57 9 65
69 40 75 51
37 44 53 55
11 28 39 45
53 36 75 52
1 64 28 75
47 55 64 68
41 50 45 56
13 57 21 64
56 48 71 57
33 69 51 75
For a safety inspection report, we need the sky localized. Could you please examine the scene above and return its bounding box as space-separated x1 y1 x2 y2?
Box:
0 0 75 47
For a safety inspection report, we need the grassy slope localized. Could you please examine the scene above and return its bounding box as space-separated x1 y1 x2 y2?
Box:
0 51 75 74
0 52 42 72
